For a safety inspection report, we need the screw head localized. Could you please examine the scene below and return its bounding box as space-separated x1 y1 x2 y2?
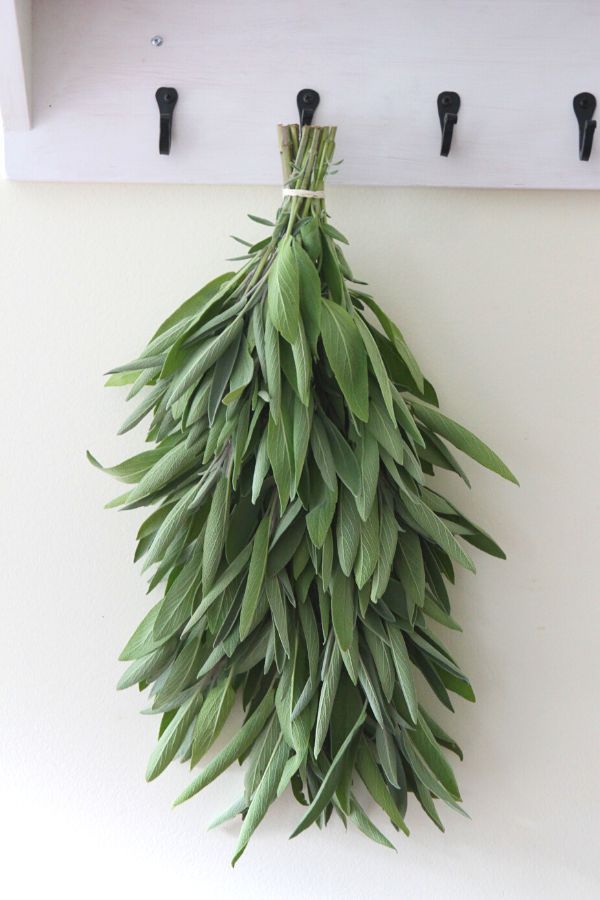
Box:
151 35 163 47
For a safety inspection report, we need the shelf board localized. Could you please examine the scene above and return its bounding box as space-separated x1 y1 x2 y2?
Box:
2 0 600 188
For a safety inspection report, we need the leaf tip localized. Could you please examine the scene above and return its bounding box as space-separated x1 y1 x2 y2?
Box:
230 847 244 867
86 449 101 468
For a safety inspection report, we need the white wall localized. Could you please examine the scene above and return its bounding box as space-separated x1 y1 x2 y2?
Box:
1 178 598 899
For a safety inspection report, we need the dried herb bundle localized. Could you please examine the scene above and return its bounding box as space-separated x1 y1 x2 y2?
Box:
91 124 517 864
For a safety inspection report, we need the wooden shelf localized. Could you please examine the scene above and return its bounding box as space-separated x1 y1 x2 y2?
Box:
2 0 600 188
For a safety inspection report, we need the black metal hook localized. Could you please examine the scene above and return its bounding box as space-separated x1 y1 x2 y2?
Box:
437 91 460 157
297 89 320 129
573 93 596 161
155 87 178 155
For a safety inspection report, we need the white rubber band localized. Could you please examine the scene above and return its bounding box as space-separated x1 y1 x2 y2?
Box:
282 188 325 198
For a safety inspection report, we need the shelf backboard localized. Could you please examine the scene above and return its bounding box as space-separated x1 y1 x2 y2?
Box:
2 0 600 187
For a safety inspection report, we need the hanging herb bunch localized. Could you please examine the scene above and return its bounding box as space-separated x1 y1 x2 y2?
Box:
90 124 517 863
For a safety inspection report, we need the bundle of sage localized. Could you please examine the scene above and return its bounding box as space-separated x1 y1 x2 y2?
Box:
90 124 517 864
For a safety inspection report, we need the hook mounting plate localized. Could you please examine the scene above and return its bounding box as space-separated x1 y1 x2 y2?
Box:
297 89 320 128
155 87 178 155
573 92 596 161
437 91 460 156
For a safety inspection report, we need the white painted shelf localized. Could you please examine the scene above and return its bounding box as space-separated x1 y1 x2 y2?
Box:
2 0 600 188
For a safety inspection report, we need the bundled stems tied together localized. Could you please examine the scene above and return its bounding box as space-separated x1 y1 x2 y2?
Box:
91 124 517 865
